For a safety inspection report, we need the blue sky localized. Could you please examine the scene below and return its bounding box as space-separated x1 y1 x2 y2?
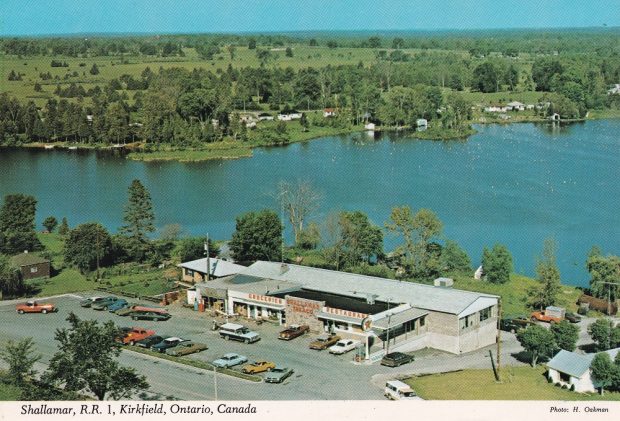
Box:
1 0 618 36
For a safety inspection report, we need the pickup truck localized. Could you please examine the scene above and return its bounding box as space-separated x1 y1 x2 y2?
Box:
16 301 57 314
218 323 260 344
309 334 341 350
278 324 309 340
530 311 562 324
122 327 156 345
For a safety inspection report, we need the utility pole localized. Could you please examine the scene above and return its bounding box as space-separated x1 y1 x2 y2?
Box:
204 234 210 282
385 313 392 355
95 228 100 282
497 298 502 378
213 366 218 400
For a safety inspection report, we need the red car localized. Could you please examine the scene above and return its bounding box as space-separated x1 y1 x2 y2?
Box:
16 301 57 314
122 327 156 345
278 324 310 340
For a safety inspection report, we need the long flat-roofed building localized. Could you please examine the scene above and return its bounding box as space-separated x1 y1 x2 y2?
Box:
193 261 499 359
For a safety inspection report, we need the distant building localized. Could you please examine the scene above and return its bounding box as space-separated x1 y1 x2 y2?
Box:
323 108 336 117
416 118 428 127
550 113 561 121
257 113 274 121
10 252 50 281
547 348 620 393
506 101 525 111
364 122 376 131
178 257 246 284
607 84 620 95
277 111 302 121
474 266 484 280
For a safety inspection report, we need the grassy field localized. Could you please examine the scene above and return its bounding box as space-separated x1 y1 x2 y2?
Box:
404 367 620 400
450 272 581 316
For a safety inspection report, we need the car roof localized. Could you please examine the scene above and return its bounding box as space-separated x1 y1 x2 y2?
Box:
223 353 240 358
164 337 183 341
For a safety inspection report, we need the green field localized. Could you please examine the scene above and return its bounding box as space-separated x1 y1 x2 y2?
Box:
405 367 620 400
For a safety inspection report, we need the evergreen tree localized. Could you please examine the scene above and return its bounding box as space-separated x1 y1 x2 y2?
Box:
120 179 155 262
0 194 42 255
528 239 561 309
42 216 58 233
440 240 472 273
64 223 112 273
57 217 69 236
89 63 99 75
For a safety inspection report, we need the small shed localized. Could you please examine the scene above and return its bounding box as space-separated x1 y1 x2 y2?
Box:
434 277 454 288
416 118 428 127
10 252 51 280
545 306 565 319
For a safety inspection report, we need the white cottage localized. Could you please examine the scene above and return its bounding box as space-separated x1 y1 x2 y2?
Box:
547 348 620 393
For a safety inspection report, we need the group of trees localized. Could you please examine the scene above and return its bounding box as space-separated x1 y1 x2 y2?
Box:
0 313 148 400
516 321 579 367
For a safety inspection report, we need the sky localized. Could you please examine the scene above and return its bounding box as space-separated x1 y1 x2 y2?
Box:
0 0 618 36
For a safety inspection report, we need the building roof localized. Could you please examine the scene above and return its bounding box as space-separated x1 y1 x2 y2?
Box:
373 306 429 329
239 261 498 315
10 252 49 267
547 350 594 378
195 275 300 297
177 258 246 278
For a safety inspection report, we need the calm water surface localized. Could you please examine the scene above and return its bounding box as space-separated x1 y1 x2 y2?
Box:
0 120 618 286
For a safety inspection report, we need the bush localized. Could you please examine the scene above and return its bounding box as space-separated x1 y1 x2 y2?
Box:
570 384 575 391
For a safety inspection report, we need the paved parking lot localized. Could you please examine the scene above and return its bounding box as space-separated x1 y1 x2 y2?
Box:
0 293 547 400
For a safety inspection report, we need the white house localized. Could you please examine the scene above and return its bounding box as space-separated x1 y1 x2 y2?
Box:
257 113 274 121
416 118 428 127
507 101 525 111
364 122 376 131
547 348 620 393
608 84 620 95
277 112 302 121
323 108 336 117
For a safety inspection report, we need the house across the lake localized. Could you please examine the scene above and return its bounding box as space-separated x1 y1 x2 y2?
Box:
10 252 50 281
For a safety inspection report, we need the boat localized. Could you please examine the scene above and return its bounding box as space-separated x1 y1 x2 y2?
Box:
44 144 55 150
68 146 78 150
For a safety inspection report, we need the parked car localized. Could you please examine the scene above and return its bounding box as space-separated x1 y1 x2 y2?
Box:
530 311 562 324
565 312 582 323
114 327 133 343
242 360 275 374
278 324 310 340
309 334 341 350
130 311 171 321
16 301 57 314
381 352 414 367
135 335 164 349
264 367 294 383
122 327 155 345
384 380 420 400
500 315 535 333
218 323 260 343
151 337 187 353
115 304 167 316
92 297 122 311
328 339 361 355
80 296 108 308
107 299 129 312
212 353 248 368
165 341 208 357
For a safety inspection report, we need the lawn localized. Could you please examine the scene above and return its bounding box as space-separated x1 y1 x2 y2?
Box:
405 367 620 400
449 272 582 316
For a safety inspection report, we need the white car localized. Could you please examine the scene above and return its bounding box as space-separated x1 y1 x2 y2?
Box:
328 339 361 355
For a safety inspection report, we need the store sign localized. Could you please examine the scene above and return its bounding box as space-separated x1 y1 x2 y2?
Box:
287 297 322 315
324 306 368 320
247 293 284 306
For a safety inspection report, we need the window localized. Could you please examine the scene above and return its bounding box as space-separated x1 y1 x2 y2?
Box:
480 306 492 322
186 269 194 277
559 372 571 383
419 317 425 327
30 267 38 273
459 315 474 330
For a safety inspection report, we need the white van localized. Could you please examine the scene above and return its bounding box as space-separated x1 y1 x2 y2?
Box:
384 380 419 400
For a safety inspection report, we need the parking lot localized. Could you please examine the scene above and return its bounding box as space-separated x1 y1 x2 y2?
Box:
0 293 539 400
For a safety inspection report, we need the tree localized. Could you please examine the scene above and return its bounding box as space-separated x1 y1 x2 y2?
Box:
551 320 579 352
0 338 40 386
368 36 382 49
43 313 148 400
392 37 405 49
591 352 615 395
0 255 23 297
57 217 69 236
516 324 556 367
89 63 99 75
586 247 620 302
230 209 282 263
338 211 383 267
174 237 220 263
276 180 321 247
472 62 500 93
120 179 155 262
386 206 443 278
528 239 561 309
297 222 321 250
481 244 513 284
440 240 472 273
285 47 293 57
42 216 58 233
588 318 620 351
0 193 42 255
64 223 112 273
248 38 257 50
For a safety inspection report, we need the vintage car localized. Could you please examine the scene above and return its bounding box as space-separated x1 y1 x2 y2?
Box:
278 324 309 340
16 301 57 314
130 311 171 321
242 360 276 374
165 341 208 357
212 353 248 368
380 352 415 367
122 327 156 345
309 334 341 350
92 296 123 311
328 339 361 355
151 337 187 353
135 335 164 349
264 367 294 383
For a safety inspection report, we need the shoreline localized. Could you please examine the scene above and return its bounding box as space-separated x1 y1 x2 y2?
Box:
2 114 618 162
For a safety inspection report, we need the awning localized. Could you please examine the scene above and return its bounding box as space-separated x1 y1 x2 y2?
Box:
373 308 428 330
198 286 227 300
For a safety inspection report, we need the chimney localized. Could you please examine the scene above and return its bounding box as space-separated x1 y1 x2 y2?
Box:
279 263 289 275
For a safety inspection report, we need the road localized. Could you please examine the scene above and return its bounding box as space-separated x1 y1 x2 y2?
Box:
0 293 562 400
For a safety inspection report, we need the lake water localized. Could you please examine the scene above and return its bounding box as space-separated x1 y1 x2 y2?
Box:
0 120 618 286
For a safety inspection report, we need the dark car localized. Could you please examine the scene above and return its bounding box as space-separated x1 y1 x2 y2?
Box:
278 324 310 340
565 312 582 323
500 315 534 333
135 335 164 348
381 352 414 367
107 299 129 312
130 311 171 321
92 297 122 311
151 337 186 353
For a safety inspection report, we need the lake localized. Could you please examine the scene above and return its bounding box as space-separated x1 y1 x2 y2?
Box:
0 120 618 287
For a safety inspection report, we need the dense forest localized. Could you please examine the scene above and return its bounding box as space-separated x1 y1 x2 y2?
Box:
1 29 619 147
